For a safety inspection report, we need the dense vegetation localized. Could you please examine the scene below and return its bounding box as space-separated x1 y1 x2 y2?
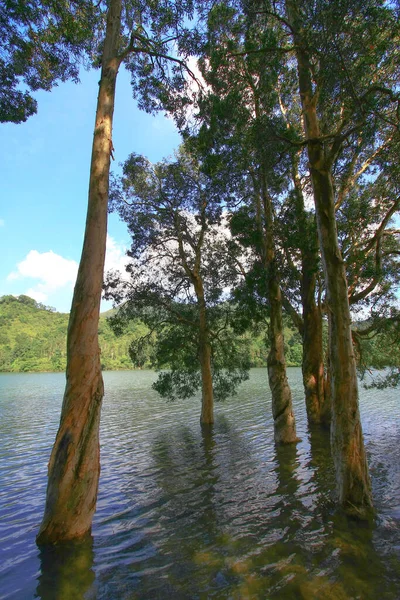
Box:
1 294 397 380
0 295 144 372
0 294 304 373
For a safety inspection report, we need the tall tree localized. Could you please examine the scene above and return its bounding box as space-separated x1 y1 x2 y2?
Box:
195 1 330 430
194 3 298 442
282 0 399 512
37 0 123 545
105 148 250 423
37 0 195 544
279 153 329 427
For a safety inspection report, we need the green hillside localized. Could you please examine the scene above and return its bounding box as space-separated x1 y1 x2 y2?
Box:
0 295 303 373
0 295 148 372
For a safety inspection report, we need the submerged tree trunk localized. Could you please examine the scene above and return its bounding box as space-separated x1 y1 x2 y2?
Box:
286 0 372 513
312 165 372 512
197 283 214 425
292 162 328 426
301 254 329 426
199 335 214 424
267 271 298 443
37 0 122 544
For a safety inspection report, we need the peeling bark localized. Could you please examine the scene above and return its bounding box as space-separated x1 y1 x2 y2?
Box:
37 0 122 544
258 183 297 444
301 258 329 426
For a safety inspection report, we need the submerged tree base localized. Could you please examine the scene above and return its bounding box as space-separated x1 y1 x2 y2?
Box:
37 372 103 545
273 408 300 445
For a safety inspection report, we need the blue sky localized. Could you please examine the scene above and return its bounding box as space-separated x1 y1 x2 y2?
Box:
0 67 181 312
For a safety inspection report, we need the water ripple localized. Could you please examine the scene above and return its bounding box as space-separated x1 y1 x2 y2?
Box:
0 369 400 599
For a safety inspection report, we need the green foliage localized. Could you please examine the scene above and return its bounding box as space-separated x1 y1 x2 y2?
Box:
0 0 97 123
106 146 254 401
0 295 147 372
0 0 199 125
189 0 400 389
5 296 393 380
121 0 197 124
0 294 292 374
355 309 400 389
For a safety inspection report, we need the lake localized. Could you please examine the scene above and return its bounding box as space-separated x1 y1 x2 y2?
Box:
0 368 399 599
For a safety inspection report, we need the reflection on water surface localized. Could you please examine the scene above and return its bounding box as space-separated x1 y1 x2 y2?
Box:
0 369 399 599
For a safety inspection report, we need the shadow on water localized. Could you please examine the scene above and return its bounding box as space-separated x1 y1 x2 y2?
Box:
307 424 336 511
35 534 95 600
142 418 230 598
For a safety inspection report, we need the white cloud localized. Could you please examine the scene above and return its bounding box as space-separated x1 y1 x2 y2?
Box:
104 234 129 276
0 218 4 227
7 250 78 300
6 236 129 311
25 288 48 304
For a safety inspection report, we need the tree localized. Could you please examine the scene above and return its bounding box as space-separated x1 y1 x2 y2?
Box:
340 141 400 388
281 0 399 513
37 0 196 544
192 2 298 442
105 148 250 423
193 0 399 510
0 0 97 123
279 154 329 427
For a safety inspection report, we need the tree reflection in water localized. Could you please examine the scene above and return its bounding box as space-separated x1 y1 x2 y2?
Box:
34 386 400 599
36 534 95 599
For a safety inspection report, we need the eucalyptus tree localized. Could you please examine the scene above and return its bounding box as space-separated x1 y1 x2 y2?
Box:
105 148 250 423
195 0 329 433
37 0 197 544
278 154 329 427
280 0 400 513
277 58 400 425
194 3 298 443
268 58 328 427
195 0 399 512
0 0 97 123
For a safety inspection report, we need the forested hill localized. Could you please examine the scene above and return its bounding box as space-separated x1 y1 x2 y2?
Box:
0 295 303 373
0 295 148 373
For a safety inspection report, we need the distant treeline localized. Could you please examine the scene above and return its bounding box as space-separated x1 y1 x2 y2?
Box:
0 295 303 373
0 295 395 374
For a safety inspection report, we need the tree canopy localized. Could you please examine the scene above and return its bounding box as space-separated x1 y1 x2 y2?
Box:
105 147 251 405
0 0 97 122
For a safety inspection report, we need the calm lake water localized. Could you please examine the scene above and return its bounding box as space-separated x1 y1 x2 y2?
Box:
0 368 399 599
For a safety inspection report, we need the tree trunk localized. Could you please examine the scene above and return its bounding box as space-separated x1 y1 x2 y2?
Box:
292 162 328 426
259 185 297 444
37 0 122 544
199 335 214 425
312 164 372 512
301 255 329 426
267 273 298 443
197 284 214 425
286 0 372 513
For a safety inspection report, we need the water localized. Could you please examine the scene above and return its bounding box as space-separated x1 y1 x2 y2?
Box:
0 369 399 599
